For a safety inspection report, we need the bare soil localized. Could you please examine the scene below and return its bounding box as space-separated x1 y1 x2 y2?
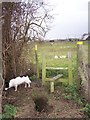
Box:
2 80 87 118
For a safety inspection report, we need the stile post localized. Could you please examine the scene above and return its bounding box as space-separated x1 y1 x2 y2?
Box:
35 45 39 79
68 51 73 85
77 42 83 89
50 81 54 93
88 40 90 102
88 2 90 102
42 52 46 85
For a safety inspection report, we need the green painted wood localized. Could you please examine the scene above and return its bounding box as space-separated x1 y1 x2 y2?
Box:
45 74 63 93
45 74 63 82
50 81 54 93
68 51 73 85
77 44 83 89
46 67 68 70
35 45 39 79
41 51 73 92
42 52 46 85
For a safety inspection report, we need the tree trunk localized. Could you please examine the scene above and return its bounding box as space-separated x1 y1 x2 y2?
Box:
0 3 2 118
12 42 17 77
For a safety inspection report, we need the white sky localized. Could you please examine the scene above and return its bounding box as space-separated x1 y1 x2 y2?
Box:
45 0 89 39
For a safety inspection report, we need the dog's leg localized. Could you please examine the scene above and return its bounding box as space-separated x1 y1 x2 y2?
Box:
15 85 17 91
25 83 27 88
28 83 30 88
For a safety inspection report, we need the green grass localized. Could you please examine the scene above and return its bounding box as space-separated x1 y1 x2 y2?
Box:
62 84 83 105
21 41 88 81
21 41 77 80
37 41 77 80
22 41 77 64
82 103 90 117
21 41 89 117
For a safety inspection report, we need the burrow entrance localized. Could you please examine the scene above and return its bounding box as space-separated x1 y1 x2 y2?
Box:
33 96 53 112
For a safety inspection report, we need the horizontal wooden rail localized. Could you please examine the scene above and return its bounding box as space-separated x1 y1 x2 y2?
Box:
46 67 68 70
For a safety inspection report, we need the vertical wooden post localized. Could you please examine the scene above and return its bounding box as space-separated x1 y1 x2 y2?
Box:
77 42 83 89
42 52 46 85
88 63 90 102
68 51 73 85
88 2 90 102
50 81 54 93
88 39 90 102
35 45 39 79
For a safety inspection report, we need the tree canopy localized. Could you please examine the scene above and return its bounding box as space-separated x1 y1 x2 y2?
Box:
2 1 53 80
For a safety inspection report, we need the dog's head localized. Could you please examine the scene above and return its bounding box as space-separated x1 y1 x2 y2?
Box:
22 76 31 83
5 88 8 90
26 76 31 83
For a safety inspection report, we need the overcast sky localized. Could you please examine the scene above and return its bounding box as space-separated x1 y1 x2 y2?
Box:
45 0 89 40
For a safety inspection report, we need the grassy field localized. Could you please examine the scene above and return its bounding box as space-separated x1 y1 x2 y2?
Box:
21 41 76 80
21 40 88 81
28 41 77 65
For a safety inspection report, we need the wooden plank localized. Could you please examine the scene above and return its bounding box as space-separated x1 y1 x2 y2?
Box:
49 74 63 93
46 74 63 82
35 45 39 79
42 52 46 85
50 81 54 93
46 67 68 70
77 41 83 45
88 40 90 102
88 67 90 102
77 43 83 89
50 74 63 81
68 51 73 85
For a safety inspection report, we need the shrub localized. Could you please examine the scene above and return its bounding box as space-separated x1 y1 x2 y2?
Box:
82 103 90 117
62 84 83 105
30 75 37 81
2 104 18 119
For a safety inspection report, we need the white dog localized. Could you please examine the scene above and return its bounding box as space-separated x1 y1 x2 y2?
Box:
5 76 31 91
